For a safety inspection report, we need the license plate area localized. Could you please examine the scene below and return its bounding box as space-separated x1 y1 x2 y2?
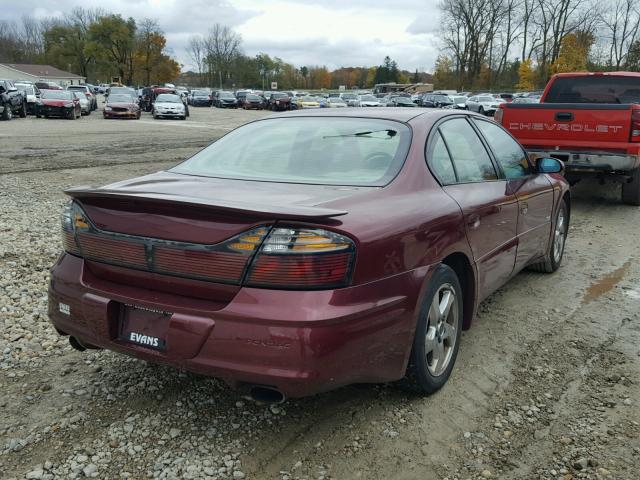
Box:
119 304 172 351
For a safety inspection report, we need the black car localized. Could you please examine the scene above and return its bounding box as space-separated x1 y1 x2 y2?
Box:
190 90 212 107
0 79 27 120
420 94 453 108
385 96 417 107
215 91 238 108
235 90 249 105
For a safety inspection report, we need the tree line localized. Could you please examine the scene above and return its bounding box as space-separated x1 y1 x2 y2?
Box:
185 26 430 90
435 0 640 91
0 8 179 85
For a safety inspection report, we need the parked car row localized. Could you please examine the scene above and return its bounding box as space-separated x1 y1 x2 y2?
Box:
0 79 97 120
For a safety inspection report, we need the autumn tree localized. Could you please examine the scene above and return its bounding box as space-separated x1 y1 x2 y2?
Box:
433 55 454 89
87 14 136 84
552 32 594 73
134 19 166 85
307 66 332 89
517 58 535 89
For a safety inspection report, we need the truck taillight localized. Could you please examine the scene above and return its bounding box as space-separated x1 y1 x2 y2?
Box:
494 105 504 124
245 227 356 289
631 109 640 142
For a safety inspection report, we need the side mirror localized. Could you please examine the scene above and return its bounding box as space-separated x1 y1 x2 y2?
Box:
537 157 563 174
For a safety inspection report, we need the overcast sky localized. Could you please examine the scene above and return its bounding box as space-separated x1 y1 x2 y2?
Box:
7 0 441 72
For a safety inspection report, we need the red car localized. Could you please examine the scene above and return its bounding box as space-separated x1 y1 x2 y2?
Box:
48 109 570 401
36 90 81 119
103 94 141 119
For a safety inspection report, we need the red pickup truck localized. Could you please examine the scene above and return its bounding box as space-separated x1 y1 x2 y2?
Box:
496 72 640 205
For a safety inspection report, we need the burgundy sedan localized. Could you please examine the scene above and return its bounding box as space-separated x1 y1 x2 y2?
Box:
48 109 569 401
103 94 141 119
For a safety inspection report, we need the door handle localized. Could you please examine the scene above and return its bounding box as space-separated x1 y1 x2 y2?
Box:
554 112 573 121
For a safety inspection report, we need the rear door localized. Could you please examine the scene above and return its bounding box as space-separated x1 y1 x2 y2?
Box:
429 117 519 300
473 119 555 270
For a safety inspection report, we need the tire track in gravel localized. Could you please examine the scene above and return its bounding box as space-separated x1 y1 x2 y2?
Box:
1 137 214 175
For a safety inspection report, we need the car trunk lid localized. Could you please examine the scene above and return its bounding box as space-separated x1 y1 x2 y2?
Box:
65 172 367 302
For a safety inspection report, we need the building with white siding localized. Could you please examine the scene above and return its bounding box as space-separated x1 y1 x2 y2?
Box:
0 64 86 86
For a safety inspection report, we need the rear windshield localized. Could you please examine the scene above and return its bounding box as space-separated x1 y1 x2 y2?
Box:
171 117 412 186
42 91 72 100
545 75 640 103
109 94 134 103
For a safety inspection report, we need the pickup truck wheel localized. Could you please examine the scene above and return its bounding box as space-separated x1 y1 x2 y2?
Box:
19 101 27 118
2 105 11 121
401 264 462 394
530 198 569 273
621 168 640 206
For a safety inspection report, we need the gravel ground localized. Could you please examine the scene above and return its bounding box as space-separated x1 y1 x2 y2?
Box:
1 104 639 480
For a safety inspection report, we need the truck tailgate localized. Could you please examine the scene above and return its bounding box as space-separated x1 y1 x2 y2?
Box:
500 103 633 149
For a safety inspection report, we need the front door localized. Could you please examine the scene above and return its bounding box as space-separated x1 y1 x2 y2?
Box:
431 118 519 300
472 119 555 271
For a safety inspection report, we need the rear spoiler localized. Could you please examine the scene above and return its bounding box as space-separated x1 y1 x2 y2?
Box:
64 187 348 220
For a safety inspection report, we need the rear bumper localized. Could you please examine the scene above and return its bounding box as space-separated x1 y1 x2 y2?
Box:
37 106 71 117
528 150 640 173
48 253 429 397
104 111 138 118
155 112 184 117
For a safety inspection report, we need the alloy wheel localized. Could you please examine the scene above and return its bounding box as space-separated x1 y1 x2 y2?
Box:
553 206 566 263
424 284 459 377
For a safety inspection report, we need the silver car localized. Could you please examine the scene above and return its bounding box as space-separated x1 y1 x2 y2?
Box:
358 94 381 107
72 91 91 115
339 92 360 107
465 95 505 116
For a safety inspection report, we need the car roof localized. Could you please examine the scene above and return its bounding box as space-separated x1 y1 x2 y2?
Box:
269 107 444 123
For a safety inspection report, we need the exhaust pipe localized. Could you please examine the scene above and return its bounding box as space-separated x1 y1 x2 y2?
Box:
249 386 286 404
69 336 102 352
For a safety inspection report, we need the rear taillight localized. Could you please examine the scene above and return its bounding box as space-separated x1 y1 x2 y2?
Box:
61 202 81 255
631 109 640 142
494 105 504 124
60 203 356 289
60 202 269 284
245 227 355 289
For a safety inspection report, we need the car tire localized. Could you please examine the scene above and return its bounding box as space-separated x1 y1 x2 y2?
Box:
529 197 569 273
180 115 186 120
622 168 640 206
2 105 11 121
19 101 27 118
402 264 463 394
478 106 485 115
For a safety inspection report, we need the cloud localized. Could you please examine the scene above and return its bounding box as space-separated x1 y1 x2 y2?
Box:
406 12 441 35
5 0 440 72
